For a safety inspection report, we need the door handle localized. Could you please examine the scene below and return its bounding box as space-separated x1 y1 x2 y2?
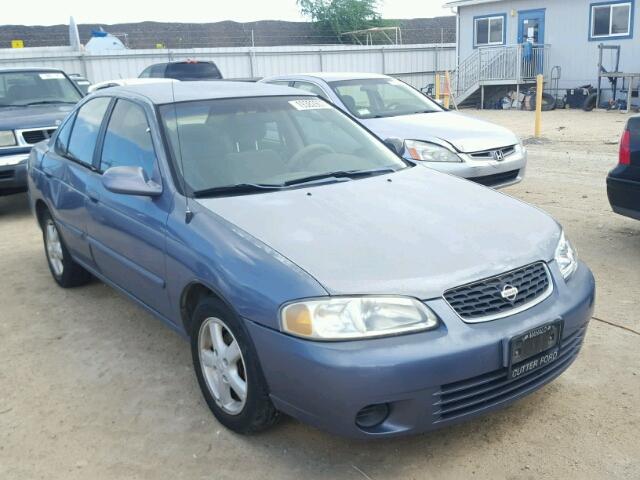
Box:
86 189 100 203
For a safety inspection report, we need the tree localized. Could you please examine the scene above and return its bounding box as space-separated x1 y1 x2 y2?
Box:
297 0 384 41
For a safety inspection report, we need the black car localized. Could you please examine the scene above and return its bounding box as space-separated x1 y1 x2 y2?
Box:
607 115 640 220
0 68 83 196
138 60 223 81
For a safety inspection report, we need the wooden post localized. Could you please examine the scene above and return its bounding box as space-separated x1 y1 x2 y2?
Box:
535 74 543 137
435 73 441 102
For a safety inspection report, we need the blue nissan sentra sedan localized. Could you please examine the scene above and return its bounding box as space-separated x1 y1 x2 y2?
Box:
27 82 595 438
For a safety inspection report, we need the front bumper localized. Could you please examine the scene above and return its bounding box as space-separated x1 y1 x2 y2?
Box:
416 147 527 189
0 153 29 196
246 261 595 438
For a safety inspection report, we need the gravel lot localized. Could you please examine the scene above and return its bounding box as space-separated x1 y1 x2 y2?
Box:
1 109 638 480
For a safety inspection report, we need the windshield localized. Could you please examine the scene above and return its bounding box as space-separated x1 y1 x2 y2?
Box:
159 96 408 196
330 78 442 119
0 71 82 107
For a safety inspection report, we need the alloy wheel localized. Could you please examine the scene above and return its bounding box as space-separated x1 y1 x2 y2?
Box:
198 317 248 415
45 219 64 277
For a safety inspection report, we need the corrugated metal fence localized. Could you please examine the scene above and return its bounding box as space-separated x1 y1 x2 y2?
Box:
0 43 456 89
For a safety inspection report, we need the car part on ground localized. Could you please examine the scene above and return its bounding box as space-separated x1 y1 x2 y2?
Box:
524 87 556 111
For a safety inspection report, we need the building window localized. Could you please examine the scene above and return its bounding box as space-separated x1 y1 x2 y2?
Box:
474 15 506 47
590 1 633 39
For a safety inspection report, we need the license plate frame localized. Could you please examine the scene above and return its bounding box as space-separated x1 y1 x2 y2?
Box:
508 321 563 381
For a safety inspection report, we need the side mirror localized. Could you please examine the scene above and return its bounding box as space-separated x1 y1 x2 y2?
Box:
384 137 405 157
102 166 162 197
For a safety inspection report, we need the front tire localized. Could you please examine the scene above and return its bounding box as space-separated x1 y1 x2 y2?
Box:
41 210 91 288
190 296 279 434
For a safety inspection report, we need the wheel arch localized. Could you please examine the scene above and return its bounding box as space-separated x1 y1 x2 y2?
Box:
180 280 238 337
34 199 50 229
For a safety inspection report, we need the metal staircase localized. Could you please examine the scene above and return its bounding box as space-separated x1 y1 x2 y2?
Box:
451 44 550 106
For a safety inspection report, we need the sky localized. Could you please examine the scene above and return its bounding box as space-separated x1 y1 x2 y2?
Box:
3 0 452 26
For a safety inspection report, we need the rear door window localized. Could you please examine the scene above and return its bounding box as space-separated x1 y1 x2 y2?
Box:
266 81 292 87
165 62 222 80
66 97 111 166
139 65 152 78
150 64 166 78
100 99 157 178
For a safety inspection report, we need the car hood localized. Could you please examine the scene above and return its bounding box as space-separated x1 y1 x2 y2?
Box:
0 104 74 131
196 167 561 299
360 111 519 153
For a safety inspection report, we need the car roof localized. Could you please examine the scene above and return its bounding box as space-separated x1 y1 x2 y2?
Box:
0 67 66 74
147 60 217 67
102 80 315 104
265 72 391 82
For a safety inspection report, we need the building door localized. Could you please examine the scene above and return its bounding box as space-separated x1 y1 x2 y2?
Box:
518 10 546 77
518 9 545 44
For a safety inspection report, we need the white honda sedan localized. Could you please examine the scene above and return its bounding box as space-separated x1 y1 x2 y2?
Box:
261 72 526 188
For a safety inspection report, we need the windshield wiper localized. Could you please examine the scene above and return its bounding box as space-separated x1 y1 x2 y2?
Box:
22 101 76 106
193 183 284 198
283 167 397 186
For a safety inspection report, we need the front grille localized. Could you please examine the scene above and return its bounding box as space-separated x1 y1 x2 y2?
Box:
470 169 519 187
433 325 586 422
468 145 516 160
21 128 57 145
444 262 551 322
0 169 14 179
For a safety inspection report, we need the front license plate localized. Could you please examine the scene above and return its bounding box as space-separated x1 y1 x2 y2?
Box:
509 321 562 380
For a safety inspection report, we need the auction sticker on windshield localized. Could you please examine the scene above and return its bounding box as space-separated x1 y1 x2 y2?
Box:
289 99 331 110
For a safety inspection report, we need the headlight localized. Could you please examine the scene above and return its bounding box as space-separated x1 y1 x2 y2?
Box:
281 296 439 340
555 230 578 280
405 140 462 162
0 130 17 148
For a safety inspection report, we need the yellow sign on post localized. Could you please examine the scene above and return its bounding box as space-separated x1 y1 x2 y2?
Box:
11 40 24 49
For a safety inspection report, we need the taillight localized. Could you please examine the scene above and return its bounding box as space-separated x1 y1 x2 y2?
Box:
619 129 631 165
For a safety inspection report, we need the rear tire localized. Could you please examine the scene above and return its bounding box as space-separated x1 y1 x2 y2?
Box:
190 296 279 434
41 210 91 288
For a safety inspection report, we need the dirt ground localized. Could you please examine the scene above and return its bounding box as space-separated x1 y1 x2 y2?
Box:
1 109 639 480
